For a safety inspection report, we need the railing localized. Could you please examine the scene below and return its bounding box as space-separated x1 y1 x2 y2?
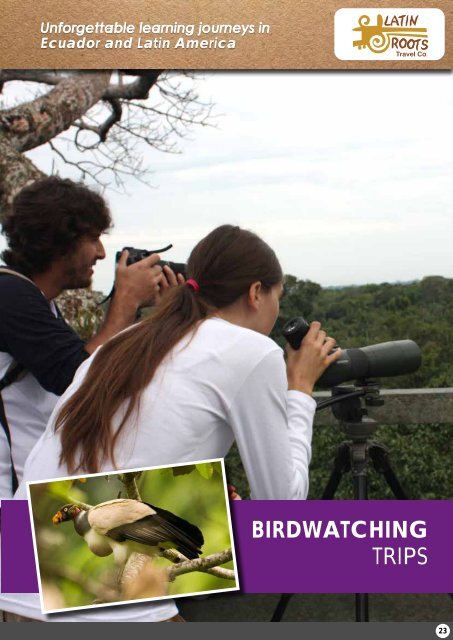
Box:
314 388 453 426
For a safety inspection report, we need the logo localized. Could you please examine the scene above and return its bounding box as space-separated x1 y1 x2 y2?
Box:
353 14 428 54
335 9 445 61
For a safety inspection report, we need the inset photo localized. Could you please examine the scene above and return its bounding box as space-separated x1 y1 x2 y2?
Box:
26 459 239 614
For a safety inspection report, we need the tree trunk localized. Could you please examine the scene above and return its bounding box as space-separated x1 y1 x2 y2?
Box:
0 140 44 216
0 72 112 217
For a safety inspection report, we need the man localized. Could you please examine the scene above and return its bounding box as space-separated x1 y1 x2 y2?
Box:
0 176 175 499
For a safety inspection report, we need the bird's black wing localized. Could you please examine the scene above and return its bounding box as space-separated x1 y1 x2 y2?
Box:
147 503 204 550
107 505 203 560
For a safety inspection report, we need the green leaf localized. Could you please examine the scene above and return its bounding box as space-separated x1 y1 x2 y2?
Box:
196 463 214 480
173 464 196 476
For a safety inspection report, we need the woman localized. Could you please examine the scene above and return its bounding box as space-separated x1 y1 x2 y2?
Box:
5 225 340 622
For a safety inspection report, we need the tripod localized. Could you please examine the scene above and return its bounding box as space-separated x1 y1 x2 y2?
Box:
271 381 409 623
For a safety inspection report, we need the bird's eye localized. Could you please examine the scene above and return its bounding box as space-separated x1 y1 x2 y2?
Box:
63 508 68 512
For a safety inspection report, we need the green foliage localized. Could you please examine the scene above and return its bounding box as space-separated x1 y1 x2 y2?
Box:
196 463 215 480
271 274 453 388
308 422 453 500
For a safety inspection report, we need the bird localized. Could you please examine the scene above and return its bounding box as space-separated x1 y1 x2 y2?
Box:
52 498 204 565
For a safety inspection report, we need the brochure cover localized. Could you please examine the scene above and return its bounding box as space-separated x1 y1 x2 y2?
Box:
0 0 452 634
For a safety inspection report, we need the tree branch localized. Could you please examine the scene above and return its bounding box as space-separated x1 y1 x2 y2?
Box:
118 472 142 500
117 471 152 595
103 71 162 100
0 70 64 86
0 72 111 152
166 548 234 582
73 98 123 146
48 141 107 186
0 70 214 213
0 139 44 216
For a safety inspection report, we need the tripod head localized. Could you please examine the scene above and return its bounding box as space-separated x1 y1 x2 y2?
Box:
317 380 385 441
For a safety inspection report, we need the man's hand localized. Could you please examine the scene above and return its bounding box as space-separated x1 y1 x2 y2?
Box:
114 250 164 311
84 252 183 354
154 264 185 305
286 321 342 396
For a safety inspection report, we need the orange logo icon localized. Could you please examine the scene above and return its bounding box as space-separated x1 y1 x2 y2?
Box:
353 14 428 54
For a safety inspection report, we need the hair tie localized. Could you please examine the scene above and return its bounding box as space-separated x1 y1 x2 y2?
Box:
186 279 200 292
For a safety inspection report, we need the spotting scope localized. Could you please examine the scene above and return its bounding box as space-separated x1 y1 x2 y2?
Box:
282 317 422 388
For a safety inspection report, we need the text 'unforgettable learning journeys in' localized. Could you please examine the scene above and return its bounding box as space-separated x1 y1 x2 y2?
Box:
40 21 272 50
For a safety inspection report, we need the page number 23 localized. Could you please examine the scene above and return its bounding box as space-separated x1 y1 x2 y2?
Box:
436 625 451 638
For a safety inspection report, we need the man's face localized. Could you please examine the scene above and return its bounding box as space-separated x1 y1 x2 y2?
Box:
60 233 106 289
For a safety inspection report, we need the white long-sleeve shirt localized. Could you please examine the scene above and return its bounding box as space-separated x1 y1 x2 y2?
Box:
3 317 316 620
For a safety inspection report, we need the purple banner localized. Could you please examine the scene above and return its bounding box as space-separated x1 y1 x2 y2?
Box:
231 500 453 593
1 500 452 594
1 501 39 592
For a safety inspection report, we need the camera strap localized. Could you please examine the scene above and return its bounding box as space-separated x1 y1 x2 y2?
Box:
0 268 36 494
0 396 19 493
0 362 24 494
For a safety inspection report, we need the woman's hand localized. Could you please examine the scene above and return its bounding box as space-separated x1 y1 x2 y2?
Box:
285 321 342 395
228 485 242 501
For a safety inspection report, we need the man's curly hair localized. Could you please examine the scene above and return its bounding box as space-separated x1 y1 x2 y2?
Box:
1 177 112 276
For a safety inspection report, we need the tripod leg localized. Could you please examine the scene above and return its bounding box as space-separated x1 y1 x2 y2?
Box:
351 446 369 620
369 444 409 499
321 442 351 499
270 594 293 622
353 472 368 500
273 441 350 620
355 594 369 622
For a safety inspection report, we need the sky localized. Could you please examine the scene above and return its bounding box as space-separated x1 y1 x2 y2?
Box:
2 71 452 294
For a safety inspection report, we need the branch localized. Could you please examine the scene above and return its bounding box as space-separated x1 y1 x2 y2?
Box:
0 138 44 218
100 99 123 142
0 72 111 152
50 480 93 511
0 70 214 202
118 472 142 500
0 70 64 86
0 70 152 95
165 548 235 582
120 553 154 588
103 71 163 100
48 141 106 186
121 557 168 601
117 471 152 594
73 98 123 146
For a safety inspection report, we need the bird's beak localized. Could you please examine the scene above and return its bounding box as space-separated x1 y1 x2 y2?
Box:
53 511 63 525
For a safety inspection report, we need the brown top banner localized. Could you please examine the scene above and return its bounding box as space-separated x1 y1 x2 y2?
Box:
0 0 451 69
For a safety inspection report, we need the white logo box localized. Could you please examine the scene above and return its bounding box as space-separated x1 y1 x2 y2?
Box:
335 8 445 61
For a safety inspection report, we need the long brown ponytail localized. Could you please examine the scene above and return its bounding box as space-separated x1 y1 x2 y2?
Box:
57 225 283 473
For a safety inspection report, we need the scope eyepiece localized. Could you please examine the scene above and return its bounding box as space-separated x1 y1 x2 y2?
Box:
282 317 310 350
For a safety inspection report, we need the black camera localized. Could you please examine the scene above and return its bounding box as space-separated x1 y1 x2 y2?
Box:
101 244 187 305
282 316 421 387
116 246 186 278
